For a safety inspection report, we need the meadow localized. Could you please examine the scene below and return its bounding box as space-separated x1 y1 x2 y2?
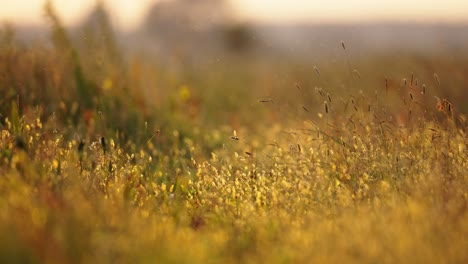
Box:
0 4 467 263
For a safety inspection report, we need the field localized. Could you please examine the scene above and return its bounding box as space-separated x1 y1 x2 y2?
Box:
0 4 467 264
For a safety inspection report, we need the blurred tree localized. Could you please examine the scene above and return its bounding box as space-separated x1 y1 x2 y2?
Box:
142 0 255 56
0 23 16 48
144 0 229 35
79 1 123 78
44 0 98 111
222 23 255 53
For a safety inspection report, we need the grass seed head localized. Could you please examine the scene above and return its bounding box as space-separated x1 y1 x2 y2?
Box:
353 69 361 79
15 136 26 151
231 130 239 140
259 98 273 103
313 65 320 76
78 140 85 153
315 87 325 96
100 136 107 153
108 160 113 173
434 73 440 85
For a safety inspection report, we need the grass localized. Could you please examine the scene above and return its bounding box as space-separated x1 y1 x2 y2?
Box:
0 4 467 264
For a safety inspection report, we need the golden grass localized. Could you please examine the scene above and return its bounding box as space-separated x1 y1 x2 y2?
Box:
0 3 467 263
0 94 466 263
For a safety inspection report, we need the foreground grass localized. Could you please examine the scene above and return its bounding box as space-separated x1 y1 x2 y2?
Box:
0 101 466 263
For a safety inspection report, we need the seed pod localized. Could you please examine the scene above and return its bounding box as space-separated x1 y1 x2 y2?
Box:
313 65 320 76
353 69 361 79
100 136 107 154
15 137 26 151
231 130 239 141
315 87 325 96
434 73 440 86
435 96 444 111
78 140 85 153
352 99 358 111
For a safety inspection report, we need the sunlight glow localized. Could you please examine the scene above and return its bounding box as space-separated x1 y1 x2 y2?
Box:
0 0 467 30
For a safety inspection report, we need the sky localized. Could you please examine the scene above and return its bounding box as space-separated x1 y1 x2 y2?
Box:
0 0 468 31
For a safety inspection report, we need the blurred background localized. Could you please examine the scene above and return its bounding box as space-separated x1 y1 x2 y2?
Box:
3 0 468 57
1 0 467 131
